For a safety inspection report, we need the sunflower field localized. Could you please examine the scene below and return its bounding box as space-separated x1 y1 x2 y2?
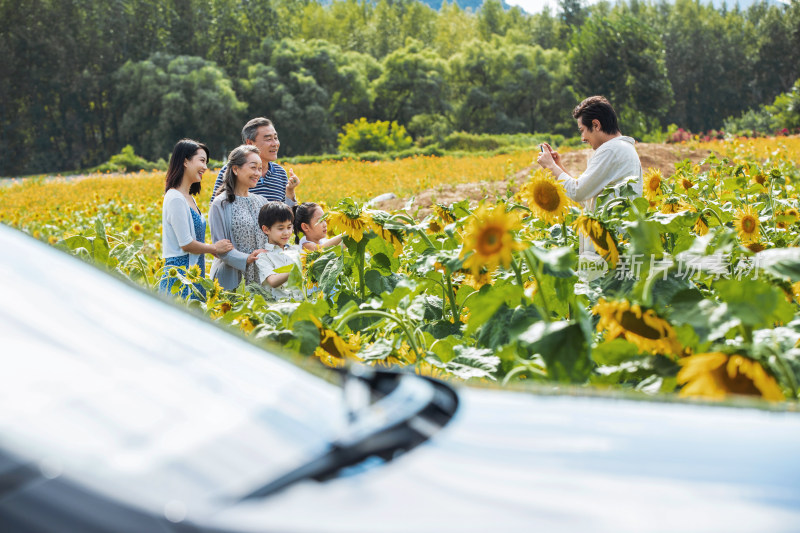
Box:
4 138 800 404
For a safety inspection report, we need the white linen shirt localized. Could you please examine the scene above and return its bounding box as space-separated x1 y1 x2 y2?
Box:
161 188 201 266
557 136 642 256
557 136 643 213
255 243 303 300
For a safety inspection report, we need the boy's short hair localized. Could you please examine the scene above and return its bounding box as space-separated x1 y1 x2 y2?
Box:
572 96 620 135
259 201 293 229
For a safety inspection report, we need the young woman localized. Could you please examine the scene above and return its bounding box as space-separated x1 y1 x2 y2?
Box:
160 139 233 299
208 145 270 290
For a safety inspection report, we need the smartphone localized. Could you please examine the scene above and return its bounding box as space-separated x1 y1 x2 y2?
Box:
540 144 545 152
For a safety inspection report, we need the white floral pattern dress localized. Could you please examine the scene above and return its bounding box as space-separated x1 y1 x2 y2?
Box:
230 195 267 284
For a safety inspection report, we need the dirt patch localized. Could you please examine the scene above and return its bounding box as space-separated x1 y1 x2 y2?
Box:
375 143 711 218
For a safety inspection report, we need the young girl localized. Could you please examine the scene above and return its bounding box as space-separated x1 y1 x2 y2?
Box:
160 139 233 299
293 202 343 251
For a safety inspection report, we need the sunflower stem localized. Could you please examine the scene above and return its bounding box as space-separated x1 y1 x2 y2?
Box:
561 219 568 246
445 271 460 324
356 238 367 300
521 249 551 322
339 310 423 362
510 257 525 286
701 208 725 228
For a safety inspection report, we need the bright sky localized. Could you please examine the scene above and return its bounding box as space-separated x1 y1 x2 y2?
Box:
504 0 560 14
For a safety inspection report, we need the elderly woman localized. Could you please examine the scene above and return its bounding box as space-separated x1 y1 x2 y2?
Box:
160 138 232 299
209 145 270 290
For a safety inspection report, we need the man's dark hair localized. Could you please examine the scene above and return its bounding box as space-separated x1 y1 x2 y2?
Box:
164 139 209 196
259 201 293 230
242 117 274 143
572 96 620 135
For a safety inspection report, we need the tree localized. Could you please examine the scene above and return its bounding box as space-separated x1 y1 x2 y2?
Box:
112 54 245 161
660 0 754 132
372 39 450 127
448 39 575 134
241 39 377 155
570 12 673 136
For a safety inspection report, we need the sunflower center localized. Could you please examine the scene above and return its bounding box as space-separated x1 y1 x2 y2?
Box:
477 227 504 255
648 177 661 191
711 366 761 396
618 310 662 340
741 216 757 233
533 183 561 212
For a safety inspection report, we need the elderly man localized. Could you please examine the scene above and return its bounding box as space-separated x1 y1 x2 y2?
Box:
537 95 642 212
210 117 300 206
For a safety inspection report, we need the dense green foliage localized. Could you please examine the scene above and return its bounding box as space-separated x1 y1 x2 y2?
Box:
338 118 413 153
725 79 800 136
2 0 798 175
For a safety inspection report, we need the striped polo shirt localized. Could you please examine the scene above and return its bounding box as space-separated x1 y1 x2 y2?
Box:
209 161 294 206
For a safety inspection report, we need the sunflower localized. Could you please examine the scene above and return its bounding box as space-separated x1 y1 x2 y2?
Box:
415 360 447 380
745 242 766 253
694 215 709 236
643 168 663 201
677 352 784 401
314 330 362 368
786 207 799 220
734 205 760 244
792 281 800 304
433 203 456 225
427 217 443 234
206 278 223 306
187 264 201 280
573 215 619 267
237 316 256 335
211 300 232 319
680 176 695 190
131 221 144 235
327 211 372 242
660 198 689 214
519 172 570 224
753 172 767 187
370 218 404 256
460 204 523 277
593 299 682 355
48 235 58 245
371 341 416 368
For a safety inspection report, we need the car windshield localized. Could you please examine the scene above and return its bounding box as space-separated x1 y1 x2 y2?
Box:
0 225 345 511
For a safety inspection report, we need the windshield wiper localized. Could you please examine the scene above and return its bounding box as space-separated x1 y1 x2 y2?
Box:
240 367 458 500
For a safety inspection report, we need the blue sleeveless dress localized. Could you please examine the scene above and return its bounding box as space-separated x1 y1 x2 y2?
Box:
159 208 207 300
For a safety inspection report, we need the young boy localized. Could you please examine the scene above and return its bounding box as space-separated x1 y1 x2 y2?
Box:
255 201 303 300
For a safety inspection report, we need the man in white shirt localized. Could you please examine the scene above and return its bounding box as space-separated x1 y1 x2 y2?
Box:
537 95 642 213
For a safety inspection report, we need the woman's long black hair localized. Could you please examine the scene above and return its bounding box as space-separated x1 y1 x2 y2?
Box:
164 139 209 195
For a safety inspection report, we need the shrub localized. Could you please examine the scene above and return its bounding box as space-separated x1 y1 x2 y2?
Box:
90 145 164 173
338 118 413 154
